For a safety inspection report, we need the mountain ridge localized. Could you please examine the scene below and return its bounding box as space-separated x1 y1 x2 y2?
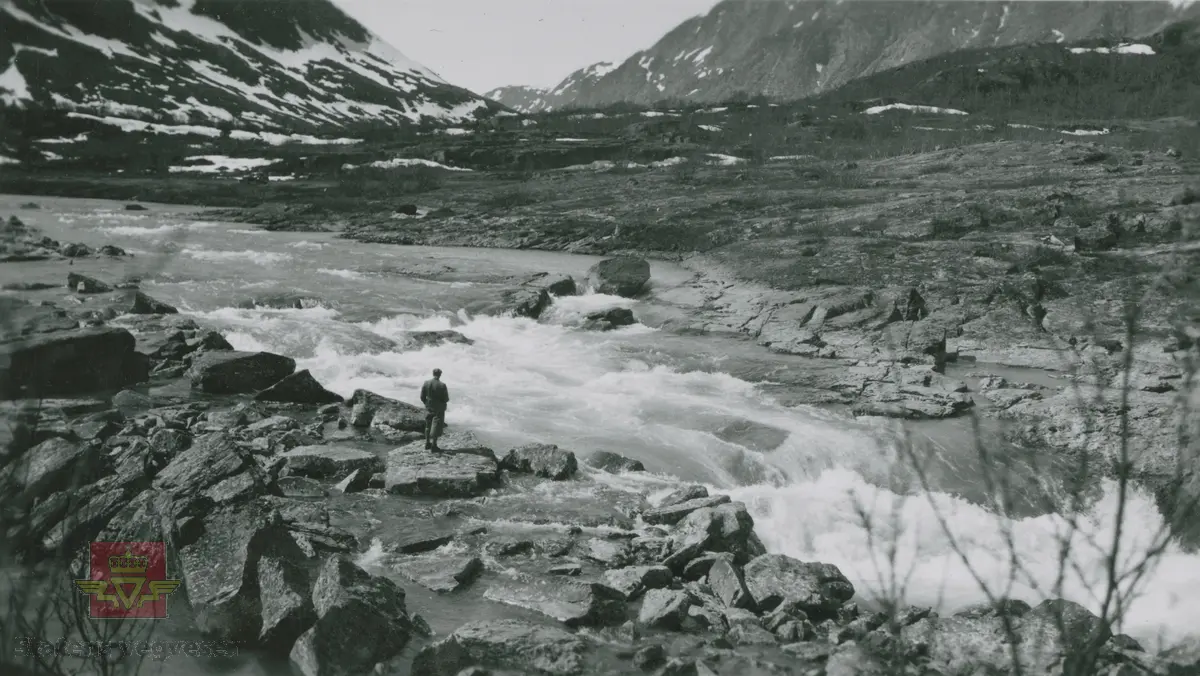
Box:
487 0 1200 112
0 0 500 133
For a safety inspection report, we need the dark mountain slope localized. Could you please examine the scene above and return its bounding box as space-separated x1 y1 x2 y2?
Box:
0 0 500 133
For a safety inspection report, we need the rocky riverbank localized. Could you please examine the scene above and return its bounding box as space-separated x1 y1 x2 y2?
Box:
2 256 1200 676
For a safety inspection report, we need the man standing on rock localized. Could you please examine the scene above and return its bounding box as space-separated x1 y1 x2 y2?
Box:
420 368 449 452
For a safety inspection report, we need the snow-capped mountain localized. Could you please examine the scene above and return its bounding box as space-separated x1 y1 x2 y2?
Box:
483 85 550 115
495 0 1200 110
485 61 617 114
0 0 500 132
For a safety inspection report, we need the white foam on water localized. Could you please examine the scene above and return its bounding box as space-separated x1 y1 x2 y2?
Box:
183 248 292 265
286 240 326 250
199 301 1200 651
317 268 366 280
727 472 1200 649
99 224 185 236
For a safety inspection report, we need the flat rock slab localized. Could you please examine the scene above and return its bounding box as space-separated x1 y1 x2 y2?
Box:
280 445 384 480
412 619 588 676
385 435 499 498
484 575 625 628
643 494 731 526
396 555 483 593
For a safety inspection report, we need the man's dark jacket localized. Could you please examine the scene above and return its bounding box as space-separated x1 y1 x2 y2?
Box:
420 377 449 413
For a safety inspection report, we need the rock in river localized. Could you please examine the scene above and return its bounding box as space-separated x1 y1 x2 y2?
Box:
67 272 111 293
499 443 578 480
128 291 179 315
585 450 645 473
586 256 650 297
189 350 296 394
255 369 344 404
583 307 637 331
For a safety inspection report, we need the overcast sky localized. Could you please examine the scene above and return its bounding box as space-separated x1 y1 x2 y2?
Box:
335 0 720 93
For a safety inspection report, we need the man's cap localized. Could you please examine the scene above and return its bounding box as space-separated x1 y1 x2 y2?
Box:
433 368 442 376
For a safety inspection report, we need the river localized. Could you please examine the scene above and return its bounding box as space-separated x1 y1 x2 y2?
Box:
3 194 1198 665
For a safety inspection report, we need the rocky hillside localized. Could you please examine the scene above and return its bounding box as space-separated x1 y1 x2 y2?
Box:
485 61 618 114
812 18 1200 118
0 0 499 133
503 0 1200 110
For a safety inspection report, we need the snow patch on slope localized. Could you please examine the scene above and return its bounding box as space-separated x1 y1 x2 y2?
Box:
0 61 32 106
342 158 472 172
863 103 969 116
169 155 281 174
1068 43 1155 55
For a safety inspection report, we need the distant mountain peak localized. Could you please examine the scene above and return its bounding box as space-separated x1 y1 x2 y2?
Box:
0 0 497 131
490 0 1200 112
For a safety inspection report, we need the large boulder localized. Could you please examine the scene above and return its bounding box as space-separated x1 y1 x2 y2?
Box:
602 565 673 600
582 307 638 331
289 555 412 676
151 432 271 511
0 437 110 506
586 451 645 473
500 286 552 319
189 351 296 394
586 257 650 297
67 272 111 294
708 557 755 610
741 554 855 620
412 620 588 676
128 291 178 315
257 551 316 650
177 499 299 639
255 370 343 404
0 327 149 400
344 389 425 433
523 272 578 297
663 501 766 572
499 443 578 480
638 588 695 630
